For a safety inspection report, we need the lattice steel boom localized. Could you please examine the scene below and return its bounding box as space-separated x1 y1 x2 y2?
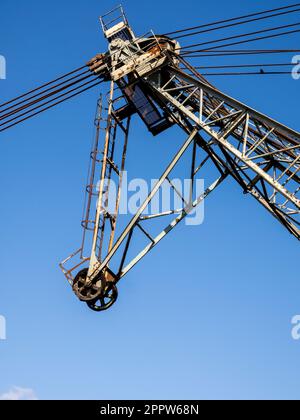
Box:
60 6 300 311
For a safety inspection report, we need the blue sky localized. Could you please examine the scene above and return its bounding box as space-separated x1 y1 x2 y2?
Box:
0 0 300 400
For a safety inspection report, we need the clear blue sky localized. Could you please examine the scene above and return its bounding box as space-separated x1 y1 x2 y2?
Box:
0 0 300 400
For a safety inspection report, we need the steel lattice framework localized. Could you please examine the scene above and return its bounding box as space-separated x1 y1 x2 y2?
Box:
59 6 300 311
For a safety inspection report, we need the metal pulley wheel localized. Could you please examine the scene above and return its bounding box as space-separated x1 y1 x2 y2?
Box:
87 284 118 312
73 268 118 311
73 268 102 302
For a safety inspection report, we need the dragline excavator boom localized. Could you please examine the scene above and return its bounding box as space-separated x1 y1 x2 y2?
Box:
58 6 300 312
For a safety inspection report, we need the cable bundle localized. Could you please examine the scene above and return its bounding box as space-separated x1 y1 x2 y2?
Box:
165 3 300 76
0 65 104 132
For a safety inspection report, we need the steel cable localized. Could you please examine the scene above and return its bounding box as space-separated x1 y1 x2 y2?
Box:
164 3 300 36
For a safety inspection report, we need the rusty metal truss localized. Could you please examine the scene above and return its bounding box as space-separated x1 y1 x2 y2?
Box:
60 6 300 312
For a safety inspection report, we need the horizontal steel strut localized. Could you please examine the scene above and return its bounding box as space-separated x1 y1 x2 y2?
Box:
60 6 300 312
